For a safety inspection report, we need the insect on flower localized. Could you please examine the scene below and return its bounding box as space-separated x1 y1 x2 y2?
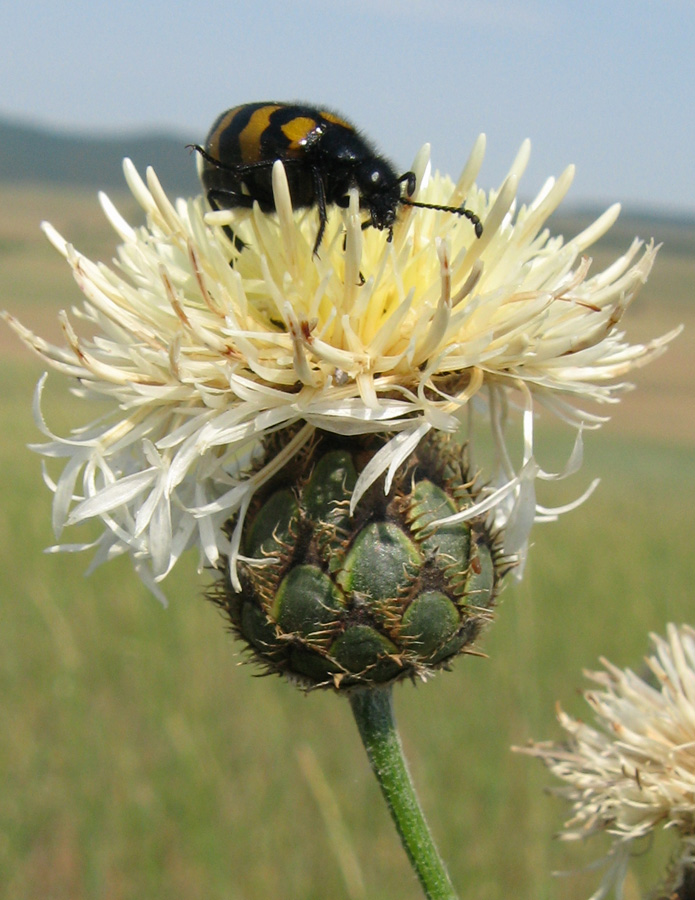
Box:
2 128 678 603
190 101 484 254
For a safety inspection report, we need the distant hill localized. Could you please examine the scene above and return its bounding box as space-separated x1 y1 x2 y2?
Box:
0 116 200 196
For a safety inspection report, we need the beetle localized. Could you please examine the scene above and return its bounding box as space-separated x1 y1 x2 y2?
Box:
190 102 483 255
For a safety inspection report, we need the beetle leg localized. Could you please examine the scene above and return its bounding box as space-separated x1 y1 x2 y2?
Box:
207 188 255 210
190 144 308 178
205 192 247 255
397 171 417 197
311 168 328 256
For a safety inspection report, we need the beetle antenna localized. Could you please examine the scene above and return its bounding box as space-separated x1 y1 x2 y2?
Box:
400 197 483 238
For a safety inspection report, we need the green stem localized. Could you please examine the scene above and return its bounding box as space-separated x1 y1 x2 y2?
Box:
349 686 459 900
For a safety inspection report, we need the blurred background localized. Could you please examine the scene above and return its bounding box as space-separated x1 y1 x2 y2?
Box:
1 1 693 898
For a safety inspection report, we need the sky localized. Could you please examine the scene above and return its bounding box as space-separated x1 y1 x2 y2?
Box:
2 0 694 216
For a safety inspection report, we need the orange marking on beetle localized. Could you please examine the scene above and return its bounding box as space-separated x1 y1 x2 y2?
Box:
281 116 319 150
208 105 245 158
320 110 352 129
238 105 282 163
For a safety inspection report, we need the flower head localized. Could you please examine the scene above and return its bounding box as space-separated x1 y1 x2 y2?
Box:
518 624 695 899
3 136 676 598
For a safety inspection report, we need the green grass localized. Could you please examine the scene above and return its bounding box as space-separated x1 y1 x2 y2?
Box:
1 187 694 899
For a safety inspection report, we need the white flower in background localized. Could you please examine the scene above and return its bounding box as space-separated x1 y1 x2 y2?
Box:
518 624 695 900
2 136 676 599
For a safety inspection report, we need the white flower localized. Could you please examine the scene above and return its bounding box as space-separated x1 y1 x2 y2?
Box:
2 136 677 598
517 624 695 900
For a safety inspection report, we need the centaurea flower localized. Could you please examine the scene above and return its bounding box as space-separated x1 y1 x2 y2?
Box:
3 137 674 602
518 624 695 900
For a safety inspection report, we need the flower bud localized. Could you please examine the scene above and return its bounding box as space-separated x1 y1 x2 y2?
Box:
211 431 510 690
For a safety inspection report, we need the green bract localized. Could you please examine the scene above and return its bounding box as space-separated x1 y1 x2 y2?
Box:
211 431 509 690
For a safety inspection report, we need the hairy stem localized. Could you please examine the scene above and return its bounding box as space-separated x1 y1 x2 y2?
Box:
349 687 459 900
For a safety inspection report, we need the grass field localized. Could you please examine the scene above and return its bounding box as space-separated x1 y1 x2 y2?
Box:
1 182 693 900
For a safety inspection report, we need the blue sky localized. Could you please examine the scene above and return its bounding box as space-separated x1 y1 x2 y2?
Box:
3 0 694 215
